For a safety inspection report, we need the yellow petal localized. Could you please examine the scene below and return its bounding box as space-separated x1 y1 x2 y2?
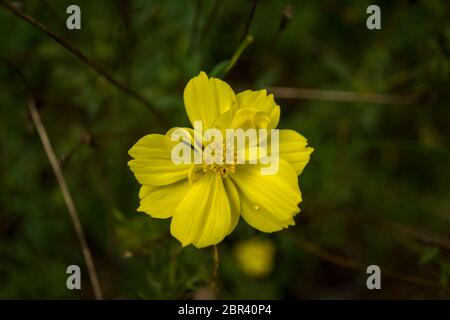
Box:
213 107 272 131
183 71 236 129
279 129 314 175
128 134 192 186
139 185 156 199
230 159 301 232
138 180 190 219
170 172 233 248
223 177 240 234
236 90 280 129
166 127 203 153
232 108 272 129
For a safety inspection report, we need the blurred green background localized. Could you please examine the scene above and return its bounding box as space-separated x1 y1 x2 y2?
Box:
1 0 449 299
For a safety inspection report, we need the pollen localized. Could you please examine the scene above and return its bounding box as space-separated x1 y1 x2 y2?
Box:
203 163 236 177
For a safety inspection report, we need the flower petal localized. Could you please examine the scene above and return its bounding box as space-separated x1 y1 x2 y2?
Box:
223 177 240 234
128 134 192 186
279 129 314 175
170 172 233 248
236 90 280 129
230 159 301 232
166 127 203 153
138 180 190 219
139 185 156 199
184 71 236 129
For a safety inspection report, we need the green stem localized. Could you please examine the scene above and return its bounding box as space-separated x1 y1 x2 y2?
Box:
222 34 254 77
211 245 220 291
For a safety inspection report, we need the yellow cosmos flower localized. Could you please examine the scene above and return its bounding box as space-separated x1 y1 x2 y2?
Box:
128 71 313 248
234 238 276 278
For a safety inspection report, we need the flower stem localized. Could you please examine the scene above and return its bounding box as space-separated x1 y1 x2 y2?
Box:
211 245 220 291
222 34 254 77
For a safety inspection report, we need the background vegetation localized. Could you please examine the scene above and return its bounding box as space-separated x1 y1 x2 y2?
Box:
1 0 449 299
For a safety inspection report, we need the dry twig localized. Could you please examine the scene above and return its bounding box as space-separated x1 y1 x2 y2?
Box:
292 235 447 291
1 57 103 299
270 87 419 105
28 99 103 299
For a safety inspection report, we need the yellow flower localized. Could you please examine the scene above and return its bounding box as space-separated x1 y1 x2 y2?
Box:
234 238 275 278
128 71 313 248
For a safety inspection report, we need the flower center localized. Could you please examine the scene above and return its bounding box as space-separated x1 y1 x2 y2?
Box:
202 163 236 177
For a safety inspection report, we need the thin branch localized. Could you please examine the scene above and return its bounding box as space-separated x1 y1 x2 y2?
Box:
1 58 103 300
292 235 448 291
333 211 450 255
377 219 450 252
28 99 103 299
0 0 168 126
210 33 253 79
240 0 258 43
223 34 253 77
269 87 419 105
346 212 450 253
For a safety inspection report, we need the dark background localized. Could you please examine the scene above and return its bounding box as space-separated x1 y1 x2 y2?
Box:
0 0 449 299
